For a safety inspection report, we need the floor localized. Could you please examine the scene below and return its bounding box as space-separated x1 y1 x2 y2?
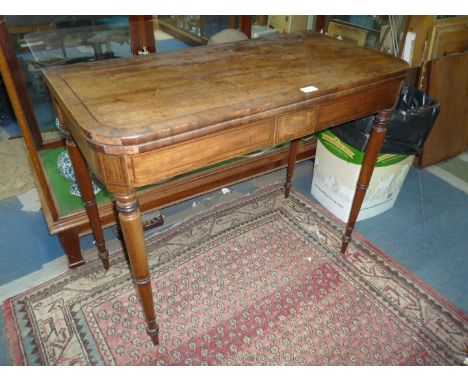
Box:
1 155 467 365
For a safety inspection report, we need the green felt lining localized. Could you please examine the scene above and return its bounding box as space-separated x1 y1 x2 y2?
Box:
39 138 310 217
39 147 114 215
38 146 278 216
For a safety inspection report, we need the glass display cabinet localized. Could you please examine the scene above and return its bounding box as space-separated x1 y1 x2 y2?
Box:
323 16 409 55
0 15 315 269
157 16 236 45
3 16 132 142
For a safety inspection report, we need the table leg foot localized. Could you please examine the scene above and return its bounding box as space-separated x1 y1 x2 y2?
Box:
340 234 352 254
115 191 159 346
97 250 110 270
340 108 393 254
146 325 160 346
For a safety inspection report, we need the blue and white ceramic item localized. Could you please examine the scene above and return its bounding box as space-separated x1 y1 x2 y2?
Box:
57 150 76 182
57 150 103 197
69 180 103 197
55 117 66 136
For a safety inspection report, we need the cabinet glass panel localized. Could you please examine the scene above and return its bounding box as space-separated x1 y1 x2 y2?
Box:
2 16 132 142
324 16 409 55
156 16 236 46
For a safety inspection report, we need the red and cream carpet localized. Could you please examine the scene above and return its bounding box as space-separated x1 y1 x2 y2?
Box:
3 184 467 365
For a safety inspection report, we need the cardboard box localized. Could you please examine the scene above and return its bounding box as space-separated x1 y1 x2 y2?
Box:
311 130 414 222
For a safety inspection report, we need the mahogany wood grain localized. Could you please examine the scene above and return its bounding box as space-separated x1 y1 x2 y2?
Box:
115 191 159 345
340 108 392 254
43 32 408 344
41 137 65 149
239 16 253 38
41 141 314 269
315 16 326 33
46 140 316 236
278 107 318 142
129 16 156 55
0 17 60 227
284 139 300 198
66 135 110 269
419 52 468 167
42 33 407 153
0 17 43 149
52 97 112 267
57 228 85 268
130 118 276 186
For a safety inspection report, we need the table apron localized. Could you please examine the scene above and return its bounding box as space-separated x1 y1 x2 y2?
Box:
79 77 402 192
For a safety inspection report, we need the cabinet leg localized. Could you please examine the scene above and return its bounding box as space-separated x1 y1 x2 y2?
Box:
341 108 393 254
66 136 109 270
284 138 300 198
58 228 85 269
115 191 159 345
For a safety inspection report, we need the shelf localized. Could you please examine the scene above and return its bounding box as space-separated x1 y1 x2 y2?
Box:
37 139 316 236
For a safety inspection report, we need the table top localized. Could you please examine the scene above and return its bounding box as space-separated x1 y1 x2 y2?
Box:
43 32 408 152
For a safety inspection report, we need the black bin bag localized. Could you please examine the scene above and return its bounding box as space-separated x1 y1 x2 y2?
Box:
330 84 440 155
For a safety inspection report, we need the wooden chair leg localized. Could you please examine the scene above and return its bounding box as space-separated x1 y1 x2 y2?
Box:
65 136 110 270
58 228 85 268
284 138 300 198
115 191 159 345
340 108 393 254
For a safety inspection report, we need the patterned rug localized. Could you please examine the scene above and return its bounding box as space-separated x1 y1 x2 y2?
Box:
3 184 467 365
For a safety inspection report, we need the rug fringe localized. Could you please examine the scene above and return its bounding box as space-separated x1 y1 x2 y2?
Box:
2 299 25 365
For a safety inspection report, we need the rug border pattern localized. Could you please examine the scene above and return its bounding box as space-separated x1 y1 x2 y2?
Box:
3 183 467 365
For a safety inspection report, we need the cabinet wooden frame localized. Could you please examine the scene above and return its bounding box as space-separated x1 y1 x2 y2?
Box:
0 16 315 268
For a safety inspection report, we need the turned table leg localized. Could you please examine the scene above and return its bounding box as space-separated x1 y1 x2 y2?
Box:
115 191 159 345
340 108 393 254
284 138 300 198
65 135 110 270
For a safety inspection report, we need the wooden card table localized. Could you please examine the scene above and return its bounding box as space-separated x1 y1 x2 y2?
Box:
42 32 408 345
